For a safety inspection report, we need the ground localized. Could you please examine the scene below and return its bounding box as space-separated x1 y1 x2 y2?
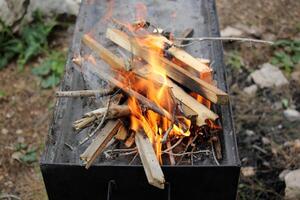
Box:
0 0 300 199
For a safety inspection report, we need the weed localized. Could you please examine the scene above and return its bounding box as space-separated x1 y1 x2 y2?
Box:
14 143 38 164
226 51 245 70
271 40 300 73
32 51 66 88
0 90 5 97
0 11 57 70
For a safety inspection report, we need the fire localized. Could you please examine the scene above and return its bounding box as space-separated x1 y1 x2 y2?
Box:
127 33 191 162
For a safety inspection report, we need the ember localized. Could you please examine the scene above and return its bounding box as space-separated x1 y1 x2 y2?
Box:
56 2 229 190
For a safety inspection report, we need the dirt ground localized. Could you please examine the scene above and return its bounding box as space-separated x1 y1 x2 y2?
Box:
0 0 300 199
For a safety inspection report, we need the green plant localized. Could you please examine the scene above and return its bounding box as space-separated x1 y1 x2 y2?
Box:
14 143 38 164
0 11 57 70
271 40 300 73
32 51 66 88
226 51 245 69
0 90 5 97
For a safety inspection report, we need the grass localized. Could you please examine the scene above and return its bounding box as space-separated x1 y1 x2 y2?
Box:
271 40 300 73
0 11 67 89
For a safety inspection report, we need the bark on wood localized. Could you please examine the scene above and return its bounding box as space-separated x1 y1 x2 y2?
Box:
73 104 129 130
135 130 165 189
105 29 228 104
80 120 122 169
84 105 130 118
55 89 113 97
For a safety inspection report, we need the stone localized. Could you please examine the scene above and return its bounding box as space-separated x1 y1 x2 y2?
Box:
279 169 291 181
241 166 255 177
283 109 300 122
26 0 81 21
234 23 262 38
16 129 23 135
0 0 81 31
221 26 243 37
1 128 8 135
285 169 300 200
243 84 258 96
245 130 255 136
250 63 289 88
0 0 27 29
262 137 271 145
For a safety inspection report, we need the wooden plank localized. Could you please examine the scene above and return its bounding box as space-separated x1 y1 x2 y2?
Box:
167 79 218 126
115 122 128 141
80 120 122 169
105 29 228 104
135 130 165 189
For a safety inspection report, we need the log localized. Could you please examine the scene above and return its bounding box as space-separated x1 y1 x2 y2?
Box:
168 79 218 126
80 120 122 169
73 105 130 130
105 29 228 104
135 130 165 189
84 105 130 118
55 89 114 97
80 39 174 120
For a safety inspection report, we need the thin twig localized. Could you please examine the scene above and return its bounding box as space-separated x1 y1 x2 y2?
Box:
129 152 139 165
177 135 198 165
56 89 114 98
0 194 21 200
164 150 210 156
64 143 74 151
79 96 113 145
211 142 220 166
174 37 274 45
163 137 184 153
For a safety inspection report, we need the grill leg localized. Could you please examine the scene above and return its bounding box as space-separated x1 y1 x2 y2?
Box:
106 180 117 200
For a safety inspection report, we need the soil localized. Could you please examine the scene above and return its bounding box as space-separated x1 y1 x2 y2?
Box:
0 1 300 200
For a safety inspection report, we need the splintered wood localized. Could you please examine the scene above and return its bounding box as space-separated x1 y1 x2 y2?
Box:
58 19 228 189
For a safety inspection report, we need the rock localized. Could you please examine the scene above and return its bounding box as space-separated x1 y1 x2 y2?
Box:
250 63 289 88
26 0 81 21
283 109 300 122
0 0 81 31
221 26 243 37
245 130 255 136
16 129 23 135
0 0 27 29
1 128 8 135
285 169 300 200
243 84 258 96
262 137 271 145
241 166 256 177
279 169 291 181
234 23 262 38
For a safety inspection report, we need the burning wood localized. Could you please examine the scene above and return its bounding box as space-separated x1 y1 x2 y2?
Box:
135 130 165 189
105 28 228 104
81 120 122 169
58 18 229 189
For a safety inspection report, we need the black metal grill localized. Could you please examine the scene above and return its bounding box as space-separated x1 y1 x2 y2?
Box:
40 0 240 199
